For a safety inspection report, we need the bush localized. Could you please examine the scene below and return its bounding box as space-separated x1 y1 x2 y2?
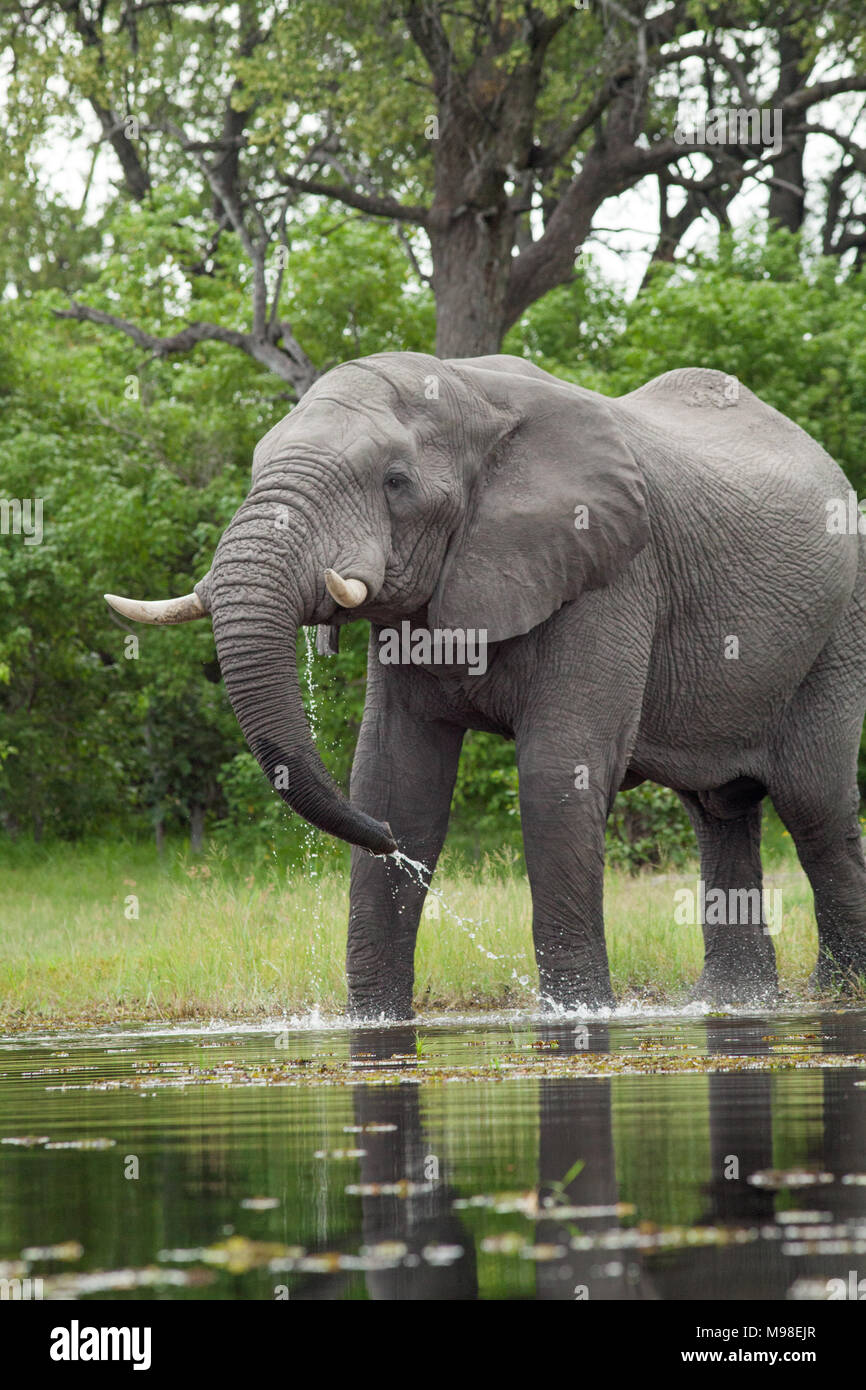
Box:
606 784 695 873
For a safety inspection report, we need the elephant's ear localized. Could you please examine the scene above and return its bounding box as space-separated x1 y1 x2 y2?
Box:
428 364 648 644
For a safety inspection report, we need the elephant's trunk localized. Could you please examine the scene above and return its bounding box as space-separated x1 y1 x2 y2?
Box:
210 532 396 857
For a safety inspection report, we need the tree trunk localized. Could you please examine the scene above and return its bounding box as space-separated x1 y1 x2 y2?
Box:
430 210 514 357
190 802 205 855
768 28 807 233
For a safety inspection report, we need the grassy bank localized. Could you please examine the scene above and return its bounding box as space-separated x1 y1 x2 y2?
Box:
0 817 841 1030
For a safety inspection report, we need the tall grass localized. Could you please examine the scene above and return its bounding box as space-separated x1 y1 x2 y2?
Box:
0 822 825 1029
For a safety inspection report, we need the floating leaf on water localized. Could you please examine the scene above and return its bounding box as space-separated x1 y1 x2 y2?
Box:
788 1278 834 1300
21 1241 83 1262
454 1190 541 1217
180 1235 304 1274
342 1123 398 1133
345 1180 433 1198
295 1252 345 1274
44 1138 116 1151
783 1238 866 1257
40 1266 214 1298
540 1202 636 1220
519 1243 567 1261
747 1169 833 1189
480 1233 525 1255
359 1241 408 1262
569 1224 760 1253
777 1224 846 1243
421 1243 464 1266
158 1247 211 1263
313 1148 367 1160
34 1050 865 1092
774 1210 833 1223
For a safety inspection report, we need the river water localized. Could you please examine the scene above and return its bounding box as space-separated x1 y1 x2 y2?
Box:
2 1008 865 1301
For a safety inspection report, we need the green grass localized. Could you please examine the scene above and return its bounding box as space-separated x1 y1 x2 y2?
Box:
0 816 841 1030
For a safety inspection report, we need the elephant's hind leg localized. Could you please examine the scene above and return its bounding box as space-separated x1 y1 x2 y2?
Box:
677 789 778 1004
768 618 866 993
768 779 866 992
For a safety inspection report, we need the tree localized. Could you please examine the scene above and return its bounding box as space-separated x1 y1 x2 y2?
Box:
4 1 865 377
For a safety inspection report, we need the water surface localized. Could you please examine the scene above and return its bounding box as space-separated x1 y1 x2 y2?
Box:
2 1009 865 1300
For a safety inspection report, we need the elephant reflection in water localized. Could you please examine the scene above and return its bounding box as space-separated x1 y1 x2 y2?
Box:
294 1027 656 1301
344 1028 479 1301
290 1028 477 1300
292 1020 866 1301
618 1017 866 1302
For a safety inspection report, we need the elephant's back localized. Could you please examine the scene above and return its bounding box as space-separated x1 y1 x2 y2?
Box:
615 368 856 573
614 369 861 746
617 368 845 496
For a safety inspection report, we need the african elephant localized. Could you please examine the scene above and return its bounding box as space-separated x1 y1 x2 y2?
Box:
105 352 866 1018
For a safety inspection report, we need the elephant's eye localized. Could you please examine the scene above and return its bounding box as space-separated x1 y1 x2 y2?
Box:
383 471 411 494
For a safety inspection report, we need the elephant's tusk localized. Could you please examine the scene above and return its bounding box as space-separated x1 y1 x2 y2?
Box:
324 569 368 608
104 592 207 625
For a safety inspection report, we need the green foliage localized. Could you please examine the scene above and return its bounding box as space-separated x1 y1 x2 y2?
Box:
451 733 522 862
215 752 288 859
281 213 435 364
606 785 695 875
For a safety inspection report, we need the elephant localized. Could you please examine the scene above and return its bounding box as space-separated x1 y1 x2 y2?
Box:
105 351 866 1018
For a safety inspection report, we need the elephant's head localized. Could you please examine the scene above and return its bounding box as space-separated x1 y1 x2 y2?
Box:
106 352 648 855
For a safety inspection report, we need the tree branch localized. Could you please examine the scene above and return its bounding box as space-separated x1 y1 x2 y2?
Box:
783 75 866 113
277 171 429 225
53 302 316 396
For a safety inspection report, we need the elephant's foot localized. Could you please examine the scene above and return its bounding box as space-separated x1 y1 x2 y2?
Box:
688 972 779 1007
689 935 778 1007
347 981 415 1024
537 967 616 1014
688 962 779 1007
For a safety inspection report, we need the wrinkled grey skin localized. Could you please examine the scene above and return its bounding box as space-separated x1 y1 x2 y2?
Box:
192 351 866 1018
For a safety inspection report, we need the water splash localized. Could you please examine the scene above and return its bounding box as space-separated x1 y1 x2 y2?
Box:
300 633 530 991
389 849 530 986
301 627 319 730
299 628 326 1000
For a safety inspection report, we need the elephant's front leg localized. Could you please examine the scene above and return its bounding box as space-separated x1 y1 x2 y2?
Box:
517 727 622 1011
347 702 464 1021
